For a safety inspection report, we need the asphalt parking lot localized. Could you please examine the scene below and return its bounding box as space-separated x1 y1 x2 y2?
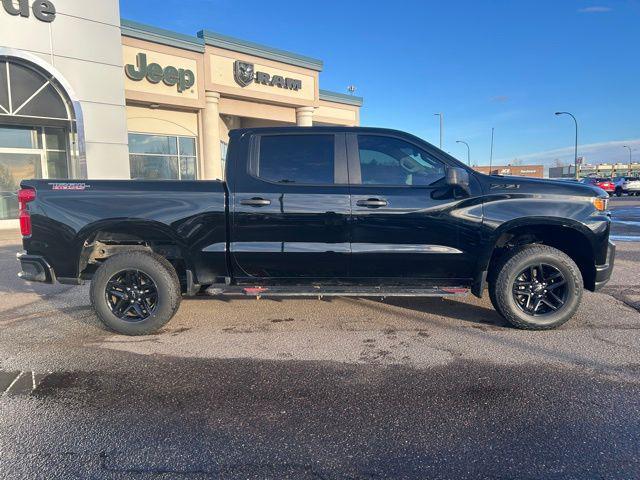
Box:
0 197 639 479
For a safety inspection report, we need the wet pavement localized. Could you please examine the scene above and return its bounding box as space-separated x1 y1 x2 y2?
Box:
610 196 640 241
0 197 639 479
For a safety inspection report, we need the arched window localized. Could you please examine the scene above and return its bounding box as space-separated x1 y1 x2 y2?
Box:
0 59 74 122
0 58 77 221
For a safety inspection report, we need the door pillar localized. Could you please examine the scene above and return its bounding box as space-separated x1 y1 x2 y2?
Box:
296 106 315 127
202 91 222 179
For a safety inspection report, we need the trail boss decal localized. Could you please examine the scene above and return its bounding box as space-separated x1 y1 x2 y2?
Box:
125 53 195 93
233 60 302 91
49 182 90 191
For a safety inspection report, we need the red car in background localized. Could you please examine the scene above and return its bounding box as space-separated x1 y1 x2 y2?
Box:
580 177 615 195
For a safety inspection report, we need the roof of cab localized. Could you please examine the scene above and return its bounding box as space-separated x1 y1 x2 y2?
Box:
229 126 413 137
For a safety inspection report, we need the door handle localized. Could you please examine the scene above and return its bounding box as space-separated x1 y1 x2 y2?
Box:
356 198 388 208
240 198 271 207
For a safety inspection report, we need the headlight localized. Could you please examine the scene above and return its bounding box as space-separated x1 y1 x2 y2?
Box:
592 197 609 212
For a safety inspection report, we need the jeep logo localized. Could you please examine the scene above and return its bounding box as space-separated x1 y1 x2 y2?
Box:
125 53 195 93
2 0 56 22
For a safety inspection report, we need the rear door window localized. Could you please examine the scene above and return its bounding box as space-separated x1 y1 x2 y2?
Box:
255 134 335 184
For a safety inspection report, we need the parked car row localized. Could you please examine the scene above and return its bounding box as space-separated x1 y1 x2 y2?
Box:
579 177 615 195
614 176 640 196
579 176 640 196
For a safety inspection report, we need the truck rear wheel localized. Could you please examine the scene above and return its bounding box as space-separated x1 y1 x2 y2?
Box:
89 251 181 335
490 245 583 330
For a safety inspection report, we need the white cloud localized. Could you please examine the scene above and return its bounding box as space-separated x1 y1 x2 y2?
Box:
578 6 612 13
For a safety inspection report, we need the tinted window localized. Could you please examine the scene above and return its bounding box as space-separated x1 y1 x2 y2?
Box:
0 126 40 149
129 134 178 155
128 133 197 180
0 61 8 112
257 135 334 184
130 155 179 180
357 135 445 186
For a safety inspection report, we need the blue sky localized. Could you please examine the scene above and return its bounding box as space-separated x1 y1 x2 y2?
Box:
120 0 640 167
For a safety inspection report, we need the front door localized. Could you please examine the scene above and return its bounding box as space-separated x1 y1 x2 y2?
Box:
230 131 351 283
347 132 475 284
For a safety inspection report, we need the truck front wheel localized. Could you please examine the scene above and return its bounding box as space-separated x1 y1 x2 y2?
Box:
490 245 583 330
89 251 181 335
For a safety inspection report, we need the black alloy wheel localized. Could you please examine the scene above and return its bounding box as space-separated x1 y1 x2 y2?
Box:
491 244 582 330
91 251 181 335
105 269 158 322
512 263 567 316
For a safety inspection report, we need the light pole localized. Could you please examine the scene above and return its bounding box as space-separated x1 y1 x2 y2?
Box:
623 145 632 174
456 140 470 166
489 128 495 173
555 111 579 179
433 113 443 149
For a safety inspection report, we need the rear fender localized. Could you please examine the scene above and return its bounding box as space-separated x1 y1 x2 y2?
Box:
76 219 191 278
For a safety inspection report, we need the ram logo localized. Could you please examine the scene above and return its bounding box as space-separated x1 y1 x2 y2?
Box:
233 61 255 87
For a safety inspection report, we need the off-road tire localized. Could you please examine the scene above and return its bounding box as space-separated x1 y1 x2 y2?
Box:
490 245 583 330
488 278 503 318
90 251 181 335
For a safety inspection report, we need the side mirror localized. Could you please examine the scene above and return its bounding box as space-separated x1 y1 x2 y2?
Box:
446 167 470 189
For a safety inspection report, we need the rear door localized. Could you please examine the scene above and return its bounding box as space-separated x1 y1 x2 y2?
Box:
346 132 475 283
230 131 351 282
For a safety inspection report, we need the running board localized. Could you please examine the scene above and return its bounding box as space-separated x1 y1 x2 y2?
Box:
202 285 468 298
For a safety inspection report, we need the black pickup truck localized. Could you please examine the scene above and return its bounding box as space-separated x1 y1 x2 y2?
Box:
17 127 614 335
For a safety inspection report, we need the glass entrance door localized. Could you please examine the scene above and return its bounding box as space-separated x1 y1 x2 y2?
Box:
0 125 70 220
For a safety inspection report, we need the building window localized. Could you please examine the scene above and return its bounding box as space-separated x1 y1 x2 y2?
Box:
0 60 72 122
0 58 77 221
0 126 70 220
128 133 197 180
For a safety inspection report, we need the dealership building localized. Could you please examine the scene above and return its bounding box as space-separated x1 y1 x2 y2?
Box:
0 0 363 225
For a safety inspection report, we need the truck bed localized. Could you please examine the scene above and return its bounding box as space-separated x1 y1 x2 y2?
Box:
20 179 228 285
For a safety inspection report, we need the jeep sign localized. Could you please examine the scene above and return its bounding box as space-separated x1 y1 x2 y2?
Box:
2 0 56 22
125 53 195 93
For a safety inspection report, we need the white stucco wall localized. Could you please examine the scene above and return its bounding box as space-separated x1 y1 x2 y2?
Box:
0 0 130 179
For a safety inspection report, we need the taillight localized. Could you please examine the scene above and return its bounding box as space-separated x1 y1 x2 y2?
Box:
18 188 36 237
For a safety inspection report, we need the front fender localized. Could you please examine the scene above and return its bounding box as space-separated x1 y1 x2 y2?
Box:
473 193 610 291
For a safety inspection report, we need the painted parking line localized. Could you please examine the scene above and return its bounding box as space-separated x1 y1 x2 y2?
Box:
1 370 50 397
0 371 21 394
612 220 640 227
